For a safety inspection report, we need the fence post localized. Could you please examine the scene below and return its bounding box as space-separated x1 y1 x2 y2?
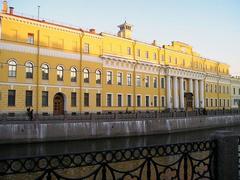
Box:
211 131 238 180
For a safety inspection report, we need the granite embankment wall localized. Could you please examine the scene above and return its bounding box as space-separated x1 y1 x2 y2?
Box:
0 115 240 144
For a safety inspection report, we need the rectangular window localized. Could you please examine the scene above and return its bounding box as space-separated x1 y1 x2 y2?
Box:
161 96 165 107
206 99 208 107
83 43 89 53
145 51 149 59
183 81 186 91
154 96 158 107
215 85 217 93
84 93 89 107
96 93 101 107
107 94 112 107
145 76 150 88
215 99 218 107
136 75 141 87
8 90 16 106
117 72 123 85
161 78 165 89
42 91 48 107
127 74 132 86
137 49 141 57
107 71 112 84
137 95 141 107
211 99 213 107
219 99 222 107
153 53 157 60
233 88 236 94
127 95 132 107
145 96 150 107
118 94 122 107
161 55 165 61
239 89 240 95
153 77 158 88
25 90 33 107
127 47 131 55
71 92 77 107
27 33 34 44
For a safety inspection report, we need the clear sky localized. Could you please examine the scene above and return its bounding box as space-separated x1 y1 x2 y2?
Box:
6 0 240 75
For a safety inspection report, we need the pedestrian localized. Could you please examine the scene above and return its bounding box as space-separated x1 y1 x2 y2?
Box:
27 107 31 120
30 109 34 121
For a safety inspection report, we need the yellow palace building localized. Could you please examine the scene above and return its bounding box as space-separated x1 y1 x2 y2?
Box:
0 1 237 116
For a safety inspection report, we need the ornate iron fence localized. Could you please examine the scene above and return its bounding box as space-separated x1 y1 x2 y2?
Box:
0 140 216 179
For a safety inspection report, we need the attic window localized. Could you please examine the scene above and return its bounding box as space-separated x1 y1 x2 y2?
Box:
27 33 34 44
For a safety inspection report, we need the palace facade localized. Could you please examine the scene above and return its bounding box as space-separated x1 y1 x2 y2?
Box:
0 1 239 116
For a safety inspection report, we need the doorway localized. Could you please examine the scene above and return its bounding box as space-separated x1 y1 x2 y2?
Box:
53 93 64 115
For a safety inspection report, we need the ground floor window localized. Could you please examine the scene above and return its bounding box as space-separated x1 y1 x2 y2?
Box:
25 90 33 107
154 96 158 107
118 94 122 107
84 93 89 107
161 96 165 107
137 95 141 107
107 94 112 107
96 93 101 107
8 90 16 106
71 92 77 107
146 96 150 107
42 91 48 107
127 95 132 107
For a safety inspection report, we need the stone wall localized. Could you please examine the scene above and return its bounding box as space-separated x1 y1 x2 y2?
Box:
0 115 240 144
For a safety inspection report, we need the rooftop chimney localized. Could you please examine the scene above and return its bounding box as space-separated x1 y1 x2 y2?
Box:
2 0 8 13
89 29 96 34
9 7 14 15
152 40 158 46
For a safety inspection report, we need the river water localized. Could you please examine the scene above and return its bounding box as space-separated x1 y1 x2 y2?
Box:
0 125 240 159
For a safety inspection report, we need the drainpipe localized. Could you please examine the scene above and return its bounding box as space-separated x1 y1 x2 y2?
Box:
133 41 137 113
157 48 161 112
36 30 40 117
79 31 84 114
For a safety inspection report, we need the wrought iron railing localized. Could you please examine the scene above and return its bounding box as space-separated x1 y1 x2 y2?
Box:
0 140 216 179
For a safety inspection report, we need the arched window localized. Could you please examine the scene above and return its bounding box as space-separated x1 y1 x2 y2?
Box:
25 62 33 79
83 68 89 83
96 70 101 84
8 60 17 77
57 66 64 81
41 64 49 80
71 67 77 82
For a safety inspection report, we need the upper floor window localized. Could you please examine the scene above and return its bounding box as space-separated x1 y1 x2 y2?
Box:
127 73 132 86
96 70 101 84
107 71 112 84
117 72 123 85
153 53 157 60
136 75 141 87
41 64 49 80
145 76 150 88
161 78 165 89
145 51 149 59
127 47 131 55
70 67 77 82
83 69 89 83
25 62 33 79
137 49 141 57
83 43 89 54
8 60 17 77
57 66 64 81
27 33 34 44
153 77 158 88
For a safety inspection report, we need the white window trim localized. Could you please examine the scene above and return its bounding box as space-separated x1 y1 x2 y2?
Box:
127 93 133 107
106 70 113 85
117 71 123 85
117 93 123 107
136 94 142 107
106 93 113 107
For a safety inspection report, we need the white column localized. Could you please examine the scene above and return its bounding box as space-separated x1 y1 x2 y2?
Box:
189 79 193 93
166 75 172 109
173 76 179 109
194 79 199 108
199 80 204 108
179 77 185 109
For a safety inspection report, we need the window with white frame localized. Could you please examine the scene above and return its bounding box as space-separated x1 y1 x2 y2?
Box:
107 94 112 107
117 72 123 85
145 76 150 88
153 77 158 88
107 71 112 84
127 73 132 86
136 75 141 87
